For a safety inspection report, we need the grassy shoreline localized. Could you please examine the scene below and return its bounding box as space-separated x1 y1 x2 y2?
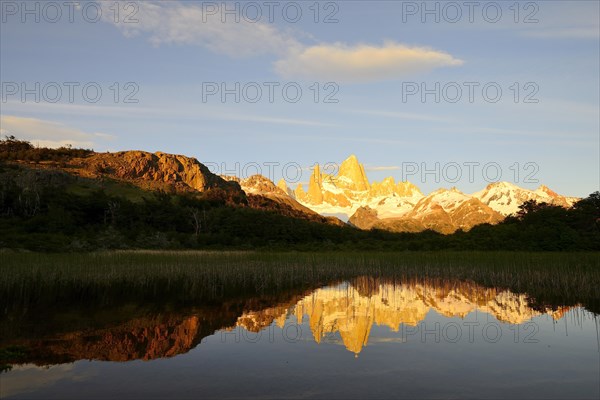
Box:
1 251 599 311
0 251 598 368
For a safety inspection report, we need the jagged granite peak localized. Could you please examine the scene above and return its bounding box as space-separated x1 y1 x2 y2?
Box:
294 183 307 201
337 154 370 191
369 177 422 199
295 155 423 219
277 178 295 198
307 163 324 205
295 157 577 233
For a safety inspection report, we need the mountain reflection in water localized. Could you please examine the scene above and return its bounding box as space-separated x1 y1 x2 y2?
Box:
237 277 575 355
2 277 594 365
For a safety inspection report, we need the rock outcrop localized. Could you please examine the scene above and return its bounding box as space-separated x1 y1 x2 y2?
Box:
337 155 370 192
83 150 242 196
348 206 379 229
349 206 425 233
277 178 294 197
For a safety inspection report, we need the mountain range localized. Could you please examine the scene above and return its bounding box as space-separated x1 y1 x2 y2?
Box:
67 150 581 234
0 141 581 236
271 155 578 234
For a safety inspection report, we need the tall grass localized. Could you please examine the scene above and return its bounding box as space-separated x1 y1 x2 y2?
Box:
1 251 598 315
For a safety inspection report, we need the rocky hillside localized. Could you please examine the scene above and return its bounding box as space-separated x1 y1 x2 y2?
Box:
84 151 343 224
83 150 243 197
348 206 426 233
0 140 580 235
3 147 343 226
228 174 345 226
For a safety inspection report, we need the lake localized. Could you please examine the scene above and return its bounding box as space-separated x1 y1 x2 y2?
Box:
1 252 599 399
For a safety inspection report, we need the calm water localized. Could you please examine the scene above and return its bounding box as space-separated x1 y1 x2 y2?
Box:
1 277 599 399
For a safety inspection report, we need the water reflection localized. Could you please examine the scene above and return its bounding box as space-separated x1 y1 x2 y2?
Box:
1 277 595 366
237 278 576 355
2 274 600 399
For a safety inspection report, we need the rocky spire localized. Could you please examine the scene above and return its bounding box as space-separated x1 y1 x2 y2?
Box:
294 183 307 202
277 178 293 198
337 155 370 191
307 164 324 204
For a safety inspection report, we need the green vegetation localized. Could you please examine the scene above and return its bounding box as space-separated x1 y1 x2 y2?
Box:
0 136 93 163
2 141 597 373
0 163 598 251
1 251 598 315
0 345 28 372
1 137 599 252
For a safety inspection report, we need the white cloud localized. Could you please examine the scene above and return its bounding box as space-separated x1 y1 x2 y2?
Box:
105 2 463 82
0 364 95 398
522 27 599 39
0 115 114 149
221 114 337 127
352 109 455 123
106 2 300 58
1 102 336 128
518 2 599 40
274 42 464 83
365 166 400 171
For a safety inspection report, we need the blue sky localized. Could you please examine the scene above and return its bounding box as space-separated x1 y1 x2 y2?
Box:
1 0 598 196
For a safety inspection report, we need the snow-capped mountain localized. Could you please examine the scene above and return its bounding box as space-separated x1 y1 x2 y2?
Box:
222 174 345 226
405 187 503 233
269 155 578 234
292 155 423 218
472 181 579 216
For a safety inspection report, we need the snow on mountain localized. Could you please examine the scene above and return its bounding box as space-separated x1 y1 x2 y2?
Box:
473 182 578 216
410 187 471 216
293 155 423 219
403 187 503 234
246 156 577 234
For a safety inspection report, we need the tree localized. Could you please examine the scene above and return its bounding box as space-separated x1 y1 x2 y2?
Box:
190 207 201 237
572 192 600 233
1 136 33 153
105 200 120 226
516 200 549 219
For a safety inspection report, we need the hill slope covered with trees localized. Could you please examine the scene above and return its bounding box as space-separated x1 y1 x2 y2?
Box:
1 137 598 252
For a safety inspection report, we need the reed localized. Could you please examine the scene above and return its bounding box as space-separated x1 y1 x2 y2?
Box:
1 251 598 314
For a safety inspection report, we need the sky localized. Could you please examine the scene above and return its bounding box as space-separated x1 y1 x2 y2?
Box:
1 0 598 197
